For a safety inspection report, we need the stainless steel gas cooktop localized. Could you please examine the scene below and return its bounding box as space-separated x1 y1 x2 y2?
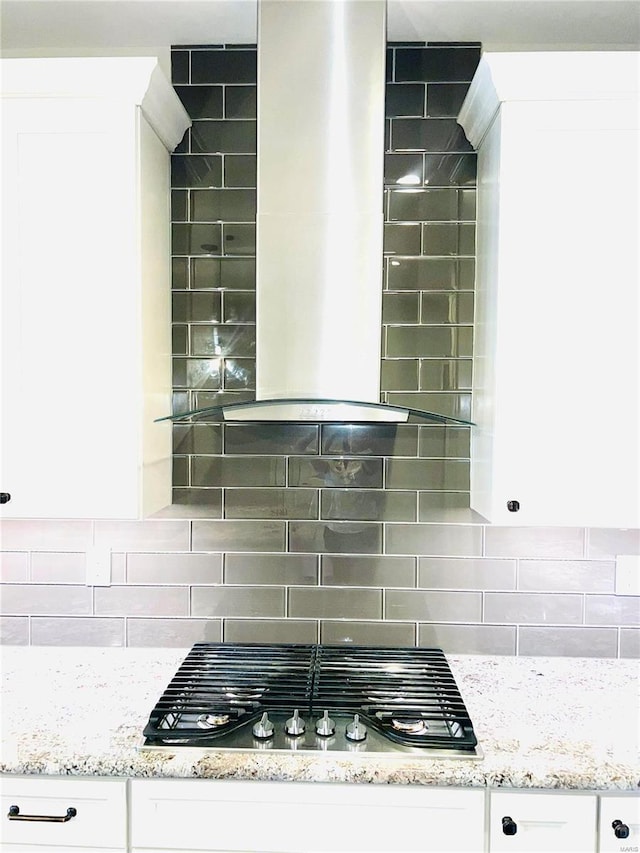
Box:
140 643 482 760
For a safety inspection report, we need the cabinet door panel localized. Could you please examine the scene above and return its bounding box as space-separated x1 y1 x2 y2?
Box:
489 791 597 853
599 795 640 853
131 779 485 852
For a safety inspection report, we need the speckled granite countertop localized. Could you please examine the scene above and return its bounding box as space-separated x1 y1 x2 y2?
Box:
0 647 638 790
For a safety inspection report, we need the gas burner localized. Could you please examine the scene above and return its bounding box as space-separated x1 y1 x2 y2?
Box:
391 718 430 735
196 713 230 729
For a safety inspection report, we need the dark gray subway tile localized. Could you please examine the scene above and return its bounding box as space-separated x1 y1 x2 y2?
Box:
383 223 421 255
224 154 257 188
191 189 256 222
289 457 383 488
173 423 223 455
223 292 255 323
395 47 481 83
172 325 188 355
484 527 585 559
31 617 124 647
127 618 222 647
290 522 383 554
225 553 318 585
0 616 29 645
384 153 423 186
225 85 257 118
172 257 188 289
172 291 221 322
225 423 318 455
0 552 29 582
620 628 640 658
171 50 189 84
382 292 420 324
387 257 475 290
95 586 189 617
381 359 419 391
422 223 475 256
386 326 473 358
0 520 93 551
193 520 286 552
192 586 285 617
392 119 473 153
389 188 472 221
321 424 418 457
0 585 91 615
191 120 257 154
419 360 473 392
174 85 223 118
418 492 471 517
127 553 222 585
190 257 256 289
385 83 425 117
224 618 317 644
586 528 640 559
386 589 481 621
171 189 187 221
191 324 255 357
321 620 415 646
224 488 318 519
321 489 416 523
289 587 382 619
418 557 516 590
223 357 256 390
418 623 516 655
193 389 254 410
321 555 415 588
387 392 471 422
426 83 471 117
172 489 223 514
171 154 222 188
385 523 482 556
518 626 618 658
421 292 474 324
172 223 221 255
484 592 583 625
584 595 640 626
223 223 256 255
192 457 285 487
518 560 615 593
174 129 189 154
423 153 476 186
386 458 469 490
191 49 257 84
93 520 190 552
418 426 470 457
30 553 85 583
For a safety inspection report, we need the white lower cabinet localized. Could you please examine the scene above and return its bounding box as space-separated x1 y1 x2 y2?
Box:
0 775 127 851
598 795 640 853
129 779 485 852
489 791 598 853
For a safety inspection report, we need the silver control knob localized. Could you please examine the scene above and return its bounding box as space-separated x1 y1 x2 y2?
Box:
284 709 306 737
345 713 367 742
315 710 336 737
252 712 274 739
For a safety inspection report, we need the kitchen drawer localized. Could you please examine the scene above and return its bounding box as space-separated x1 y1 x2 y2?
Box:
599 794 640 853
489 790 597 852
131 778 485 852
0 775 127 851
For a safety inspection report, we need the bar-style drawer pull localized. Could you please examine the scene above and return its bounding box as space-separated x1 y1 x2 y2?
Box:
8 804 77 822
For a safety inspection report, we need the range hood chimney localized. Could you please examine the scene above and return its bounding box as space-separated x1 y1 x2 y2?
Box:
162 0 473 426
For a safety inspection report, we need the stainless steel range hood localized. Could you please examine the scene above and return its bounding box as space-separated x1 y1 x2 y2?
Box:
162 0 472 426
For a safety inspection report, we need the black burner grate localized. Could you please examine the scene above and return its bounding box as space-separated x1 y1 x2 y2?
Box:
143 642 477 752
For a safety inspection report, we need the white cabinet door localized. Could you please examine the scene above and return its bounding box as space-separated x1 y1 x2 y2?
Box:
130 778 486 852
598 794 640 853
459 53 640 527
489 790 597 853
0 58 188 520
0 775 127 851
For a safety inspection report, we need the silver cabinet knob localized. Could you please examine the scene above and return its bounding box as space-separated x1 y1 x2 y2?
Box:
345 713 367 742
284 709 306 736
252 712 274 739
315 710 336 737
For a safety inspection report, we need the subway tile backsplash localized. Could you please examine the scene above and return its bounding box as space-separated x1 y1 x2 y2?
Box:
1 43 638 658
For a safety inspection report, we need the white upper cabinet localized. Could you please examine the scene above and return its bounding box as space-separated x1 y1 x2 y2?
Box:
0 58 190 519
458 52 640 527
